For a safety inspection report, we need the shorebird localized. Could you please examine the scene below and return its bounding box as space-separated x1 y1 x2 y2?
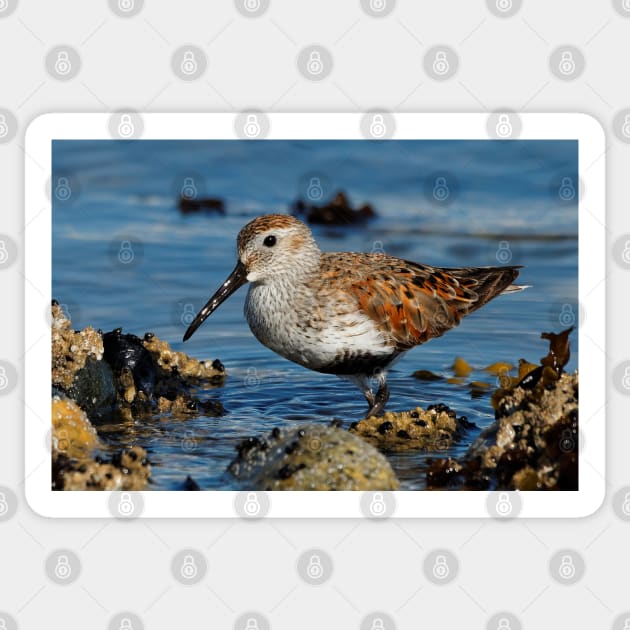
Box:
183 214 525 417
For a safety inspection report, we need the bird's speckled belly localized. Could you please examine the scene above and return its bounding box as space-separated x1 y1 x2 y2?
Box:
244 282 393 372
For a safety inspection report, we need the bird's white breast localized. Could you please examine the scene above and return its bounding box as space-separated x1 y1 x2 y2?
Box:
244 281 392 370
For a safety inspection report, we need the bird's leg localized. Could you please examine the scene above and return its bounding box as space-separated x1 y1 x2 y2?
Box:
364 371 389 418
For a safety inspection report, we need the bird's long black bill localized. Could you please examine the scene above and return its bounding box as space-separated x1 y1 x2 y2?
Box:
182 261 248 342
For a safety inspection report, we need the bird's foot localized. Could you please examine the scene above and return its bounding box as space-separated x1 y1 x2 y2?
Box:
363 382 390 419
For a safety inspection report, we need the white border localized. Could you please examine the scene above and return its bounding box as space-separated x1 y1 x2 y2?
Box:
25 113 605 518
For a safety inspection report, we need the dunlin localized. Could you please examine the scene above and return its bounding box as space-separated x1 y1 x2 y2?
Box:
183 214 525 417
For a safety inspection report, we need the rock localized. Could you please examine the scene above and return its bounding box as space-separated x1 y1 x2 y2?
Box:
292 191 376 225
52 397 99 459
103 329 157 397
426 371 578 490
178 195 225 215
228 424 399 490
51 304 130 414
53 446 151 491
411 369 443 381
349 404 475 451
64 357 116 414
51 397 152 491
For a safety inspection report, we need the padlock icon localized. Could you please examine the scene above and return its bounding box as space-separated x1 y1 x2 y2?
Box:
118 240 134 264
622 240 630 264
432 176 449 201
558 303 575 327
622 492 630 516
558 554 575 579
496 240 512 263
307 50 323 75
0 491 8 515
623 0 630 10
244 0 261 11
181 50 198 75
307 177 324 201
432 51 449 76
118 0 134 11
558 177 575 201
54 51 72 76
119 617 134 630
623 619 630 630
371 240 384 254
497 618 511 630
370 114 386 138
0 0 7 11
559 428 575 452
306 554 324 579
181 177 197 199
369 492 386 516
57 429 69 452
55 176 72 201
0 114 8 138
558 51 575 75
181 303 195 326
495 114 513 138
244 492 260 516
245 619 259 630
371 618 385 630
182 430 196 452
243 114 261 138
495 492 512 515
180 554 198 579
0 240 8 265
118 492 134 516
623 366 630 390
622 114 630 139
54 554 72 579
432 554 450 579
118 114 135 138
495 0 512 11
245 367 260 388
0 619 7 630
369 0 386 12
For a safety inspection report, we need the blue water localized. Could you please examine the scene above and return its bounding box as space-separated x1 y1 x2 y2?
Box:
52 139 578 490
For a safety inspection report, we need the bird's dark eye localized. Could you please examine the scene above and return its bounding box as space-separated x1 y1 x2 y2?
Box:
263 235 276 247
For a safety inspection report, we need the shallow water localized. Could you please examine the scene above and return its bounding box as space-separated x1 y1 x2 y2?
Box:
52 139 579 490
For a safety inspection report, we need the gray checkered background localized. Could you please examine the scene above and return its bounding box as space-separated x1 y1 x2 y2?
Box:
0 1 628 628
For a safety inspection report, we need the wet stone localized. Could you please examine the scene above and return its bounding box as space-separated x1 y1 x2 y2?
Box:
228 424 399 490
350 405 474 451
